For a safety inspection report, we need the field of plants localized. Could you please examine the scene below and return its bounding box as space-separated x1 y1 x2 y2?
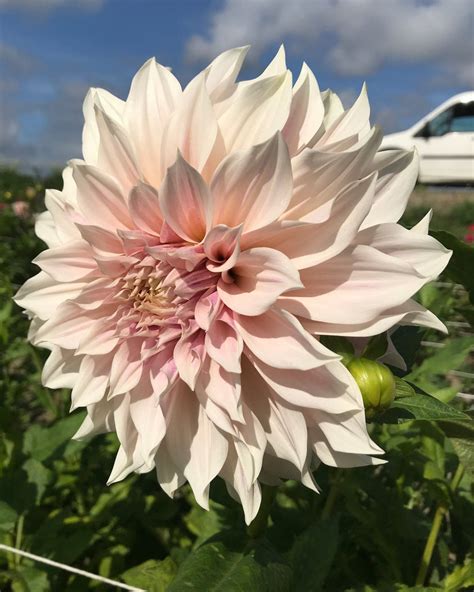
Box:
0 168 473 591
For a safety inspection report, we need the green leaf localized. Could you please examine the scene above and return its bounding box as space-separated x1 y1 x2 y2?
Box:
167 532 292 592
23 412 85 462
390 326 423 373
442 555 474 591
320 336 355 364
22 458 52 504
450 436 474 476
363 333 388 360
0 499 18 532
121 558 177 592
422 434 445 481
431 230 474 303
288 517 339 592
394 378 416 399
406 336 474 383
11 566 49 592
390 394 469 422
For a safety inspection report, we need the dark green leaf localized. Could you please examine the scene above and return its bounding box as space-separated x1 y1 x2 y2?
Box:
0 499 18 532
363 333 388 360
121 558 177 592
22 458 52 504
390 326 423 373
288 517 339 592
11 566 49 592
167 532 291 592
23 412 85 462
390 394 469 422
320 336 355 364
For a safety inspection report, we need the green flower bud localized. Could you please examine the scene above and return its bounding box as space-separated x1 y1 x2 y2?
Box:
347 357 396 417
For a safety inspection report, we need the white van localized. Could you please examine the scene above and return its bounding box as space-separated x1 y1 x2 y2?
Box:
380 92 474 183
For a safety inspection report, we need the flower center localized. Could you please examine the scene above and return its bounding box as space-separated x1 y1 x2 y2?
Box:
120 261 178 328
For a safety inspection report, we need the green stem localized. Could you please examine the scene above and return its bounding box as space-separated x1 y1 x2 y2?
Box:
415 463 465 586
247 485 275 539
321 471 343 521
14 514 24 567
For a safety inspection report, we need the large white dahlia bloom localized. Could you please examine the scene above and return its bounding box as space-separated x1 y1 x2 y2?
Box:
16 46 451 523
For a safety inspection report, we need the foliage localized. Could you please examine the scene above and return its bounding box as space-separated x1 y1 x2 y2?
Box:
0 170 473 591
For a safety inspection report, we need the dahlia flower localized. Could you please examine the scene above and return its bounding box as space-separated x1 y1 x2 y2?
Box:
15 46 450 523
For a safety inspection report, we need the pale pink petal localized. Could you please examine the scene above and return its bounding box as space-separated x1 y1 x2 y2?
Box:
124 57 182 186
173 326 205 390
321 89 344 128
35 210 60 248
217 247 302 316
108 340 144 397
76 224 123 254
129 390 167 466
236 307 338 370
33 240 97 281
196 357 243 426
282 62 324 155
129 182 163 236
204 224 242 272
311 431 386 468
159 153 211 242
282 245 427 324
211 132 292 232
82 87 125 165
250 357 364 415
33 301 116 349
283 126 381 221
205 314 243 373
411 210 432 234
42 347 81 389
361 150 419 228
202 45 249 103
160 73 220 177
355 222 451 280
155 440 186 498
218 71 292 152
14 272 85 320
95 105 141 193
44 190 82 244
302 298 447 337
70 354 110 410
220 443 262 524
244 173 377 270
317 84 370 145
73 163 132 230
164 383 228 509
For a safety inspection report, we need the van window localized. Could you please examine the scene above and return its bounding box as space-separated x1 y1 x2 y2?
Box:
427 101 474 136
450 101 474 132
428 109 452 136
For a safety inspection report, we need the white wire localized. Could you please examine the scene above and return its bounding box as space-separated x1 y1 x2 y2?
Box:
0 544 145 591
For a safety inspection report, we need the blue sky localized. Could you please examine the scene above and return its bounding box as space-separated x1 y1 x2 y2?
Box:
0 0 472 170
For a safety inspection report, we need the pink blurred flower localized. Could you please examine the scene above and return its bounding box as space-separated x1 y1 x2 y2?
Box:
12 200 30 218
15 46 450 522
464 223 474 244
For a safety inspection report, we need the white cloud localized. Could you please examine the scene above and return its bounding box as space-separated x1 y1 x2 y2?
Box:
186 0 474 86
0 0 104 12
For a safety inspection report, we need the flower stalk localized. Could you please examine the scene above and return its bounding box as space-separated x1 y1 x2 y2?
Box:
415 462 465 586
